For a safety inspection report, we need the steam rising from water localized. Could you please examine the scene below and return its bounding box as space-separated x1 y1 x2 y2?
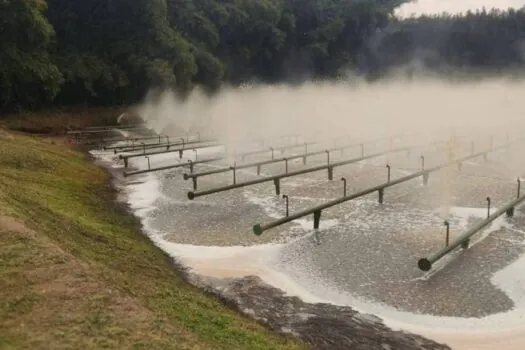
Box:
136 79 524 153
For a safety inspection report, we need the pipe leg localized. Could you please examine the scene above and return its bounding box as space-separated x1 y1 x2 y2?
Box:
192 178 198 190
506 207 515 217
328 167 333 180
461 239 470 249
257 165 261 175
313 210 322 229
423 173 429 185
179 150 183 159
378 188 384 204
274 178 281 195
124 158 129 168
302 156 307 165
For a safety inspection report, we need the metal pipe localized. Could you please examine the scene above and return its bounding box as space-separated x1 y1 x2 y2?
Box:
418 193 525 271
119 142 220 163
145 156 150 170
270 147 275 160
386 164 391 183
232 162 236 185
283 195 289 217
124 156 223 177
420 155 425 171
252 138 524 235
112 138 215 153
341 177 347 197
486 196 491 218
184 138 437 184
189 145 414 200
518 178 521 199
444 220 450 247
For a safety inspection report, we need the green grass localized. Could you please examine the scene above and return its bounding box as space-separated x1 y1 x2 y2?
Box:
0 129 304 350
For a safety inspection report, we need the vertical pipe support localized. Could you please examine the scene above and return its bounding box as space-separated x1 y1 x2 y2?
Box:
145 156 150 170
518 178 521 199
420 155 425 171
283 194 289 217
444 220 450 247
341 177 347 197
386 164 391 183
124 157 129 168
271 147 275 160
274 178 281 195
378 188 384 204
486 196 491 218
423 173 429 185
188 160 194 173
232 163 237 185
193 149 198 161
284 158 289 174
328 167 334 180
192 177 198 190
257 165 261 175
313 210 322 229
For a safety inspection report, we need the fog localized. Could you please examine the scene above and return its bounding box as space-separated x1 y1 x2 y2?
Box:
136 78 524 162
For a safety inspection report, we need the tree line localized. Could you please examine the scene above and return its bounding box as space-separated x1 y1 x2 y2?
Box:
1 1 524 112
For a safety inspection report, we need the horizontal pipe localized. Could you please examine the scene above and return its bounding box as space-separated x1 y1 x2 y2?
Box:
252 137 523 235
187 145 416 200
67 126 147 135
235 141 317 158
119 142 221 160
124 156 223 177
112 138 216 153
184 134 432 182
418 194 525 271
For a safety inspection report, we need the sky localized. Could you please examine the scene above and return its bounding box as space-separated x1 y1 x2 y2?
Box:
396 0 525 17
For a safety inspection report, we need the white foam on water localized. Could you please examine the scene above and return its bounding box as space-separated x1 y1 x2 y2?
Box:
91 146 525 350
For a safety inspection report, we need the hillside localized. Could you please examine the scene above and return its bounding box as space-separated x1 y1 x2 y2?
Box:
0 125 303 350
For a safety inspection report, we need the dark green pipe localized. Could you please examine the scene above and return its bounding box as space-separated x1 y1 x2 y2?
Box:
418 194 525 271
252 138 523 236
187 145 414 200
123 156 223 177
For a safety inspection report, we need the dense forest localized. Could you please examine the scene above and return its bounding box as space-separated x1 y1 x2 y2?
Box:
1 0 524 112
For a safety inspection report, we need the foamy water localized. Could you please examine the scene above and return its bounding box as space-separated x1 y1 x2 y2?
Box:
90 139 525 350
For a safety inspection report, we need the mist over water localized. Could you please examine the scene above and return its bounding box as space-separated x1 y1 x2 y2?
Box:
136 78 525 152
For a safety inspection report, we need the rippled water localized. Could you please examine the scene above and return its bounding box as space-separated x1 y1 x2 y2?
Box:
92 131 525 349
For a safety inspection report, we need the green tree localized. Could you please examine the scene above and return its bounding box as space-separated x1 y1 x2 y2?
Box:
0 0 62 111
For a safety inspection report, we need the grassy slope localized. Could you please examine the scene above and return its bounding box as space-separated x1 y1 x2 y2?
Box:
0 128 303 350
